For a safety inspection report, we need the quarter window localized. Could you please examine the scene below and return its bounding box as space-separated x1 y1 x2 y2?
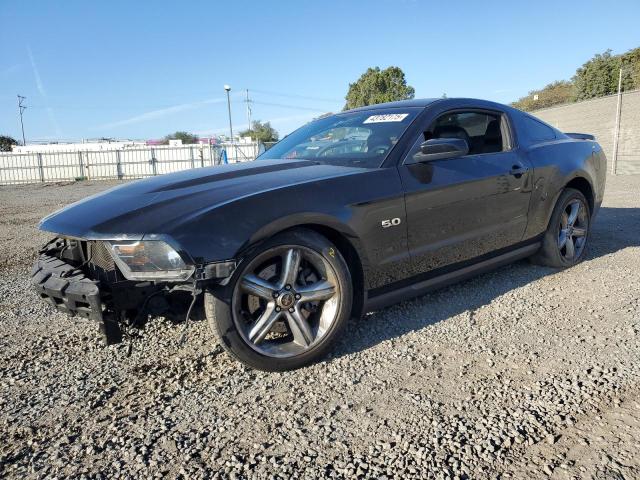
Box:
523 116 556 142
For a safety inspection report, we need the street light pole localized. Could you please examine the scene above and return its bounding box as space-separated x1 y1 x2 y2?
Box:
224 85 233 144
245 88 252 132
17 95 27 146
611 67 623 175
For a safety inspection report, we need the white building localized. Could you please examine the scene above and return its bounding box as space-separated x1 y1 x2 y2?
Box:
12 140 146 153
12 136 257 153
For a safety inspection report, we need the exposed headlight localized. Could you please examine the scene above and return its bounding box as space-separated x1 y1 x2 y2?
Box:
106 240 194 281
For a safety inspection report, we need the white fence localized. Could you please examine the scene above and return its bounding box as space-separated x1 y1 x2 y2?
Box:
0 142 261 185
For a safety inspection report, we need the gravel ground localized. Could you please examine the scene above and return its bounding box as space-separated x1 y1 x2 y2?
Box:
0 176 639 479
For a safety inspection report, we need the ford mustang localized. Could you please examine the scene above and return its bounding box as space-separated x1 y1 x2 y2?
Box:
32 98 607 371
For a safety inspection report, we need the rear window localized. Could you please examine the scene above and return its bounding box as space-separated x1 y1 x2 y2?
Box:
523 116 556 142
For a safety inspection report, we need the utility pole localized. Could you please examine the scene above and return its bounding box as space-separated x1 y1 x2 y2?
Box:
611 67 623 175
224 85 233 143
17 95 27 146
245 89 252 133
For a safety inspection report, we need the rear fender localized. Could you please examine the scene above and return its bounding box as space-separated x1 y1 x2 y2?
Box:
523 140 600 239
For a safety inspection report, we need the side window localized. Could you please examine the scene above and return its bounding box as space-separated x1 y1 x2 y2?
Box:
523 116 556 142
406 111 506 162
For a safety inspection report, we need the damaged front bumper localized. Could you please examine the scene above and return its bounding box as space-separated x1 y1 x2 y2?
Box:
31 247 124 344
31 238 236 346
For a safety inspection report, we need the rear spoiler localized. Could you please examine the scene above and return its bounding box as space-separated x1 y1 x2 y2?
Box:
565 132 595 141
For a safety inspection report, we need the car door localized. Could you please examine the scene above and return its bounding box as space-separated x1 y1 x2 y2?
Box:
397 107 533 276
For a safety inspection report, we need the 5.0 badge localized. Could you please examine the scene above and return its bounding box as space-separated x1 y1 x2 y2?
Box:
381 218 402 228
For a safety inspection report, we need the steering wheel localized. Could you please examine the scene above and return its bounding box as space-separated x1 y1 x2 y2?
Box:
369 144 390 156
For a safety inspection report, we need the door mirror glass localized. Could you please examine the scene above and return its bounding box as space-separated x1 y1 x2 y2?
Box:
409 138 469 163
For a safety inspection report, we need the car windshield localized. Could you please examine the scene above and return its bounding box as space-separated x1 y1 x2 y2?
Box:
259 108 421 167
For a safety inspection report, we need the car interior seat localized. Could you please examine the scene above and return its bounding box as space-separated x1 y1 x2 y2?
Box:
433 125 471 145
481 119 503 154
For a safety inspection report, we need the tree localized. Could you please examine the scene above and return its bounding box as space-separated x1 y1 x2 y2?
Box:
572 50 620 101
344 66 415 110
572 48 640 101
0 135 18 152
163 131 198 144
620 46 640 92
509 46 640 111
239 120 279 143
511 80 575 112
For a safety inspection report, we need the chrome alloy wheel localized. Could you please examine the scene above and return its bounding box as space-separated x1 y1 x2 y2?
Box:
557 198 588 261
231 246 340 358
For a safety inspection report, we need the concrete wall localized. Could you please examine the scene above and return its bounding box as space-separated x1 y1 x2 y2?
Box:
531 90 640 175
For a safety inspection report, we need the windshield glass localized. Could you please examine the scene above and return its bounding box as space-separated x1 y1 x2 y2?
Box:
259 108 421 167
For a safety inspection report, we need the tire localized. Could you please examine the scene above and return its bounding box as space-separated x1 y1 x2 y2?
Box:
531 188 591 268
204 228 353 371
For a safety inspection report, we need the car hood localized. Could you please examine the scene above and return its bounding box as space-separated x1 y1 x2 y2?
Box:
39 159 365 240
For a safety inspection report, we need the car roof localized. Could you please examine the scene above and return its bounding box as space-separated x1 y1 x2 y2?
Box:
344 97 514 113
346 98 439 112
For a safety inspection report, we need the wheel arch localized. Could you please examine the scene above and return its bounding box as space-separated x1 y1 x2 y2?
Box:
543 174 595 232
564 176 595 215
298 224 366 321
524 169 597 241
243 215 368 320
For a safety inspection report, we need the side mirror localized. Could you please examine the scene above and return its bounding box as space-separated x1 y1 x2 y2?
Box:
407 138 469 164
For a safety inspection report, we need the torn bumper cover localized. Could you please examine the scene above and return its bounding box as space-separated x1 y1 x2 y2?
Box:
31 250 122 344
31 237 237 346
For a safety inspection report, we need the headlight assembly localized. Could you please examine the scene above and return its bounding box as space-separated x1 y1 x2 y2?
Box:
106 240 194 281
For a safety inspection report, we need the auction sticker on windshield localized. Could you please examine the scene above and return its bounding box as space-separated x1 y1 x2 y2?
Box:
363 113 409 124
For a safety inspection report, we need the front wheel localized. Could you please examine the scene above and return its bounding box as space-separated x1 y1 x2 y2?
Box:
531 188 591 268
205 229 352 371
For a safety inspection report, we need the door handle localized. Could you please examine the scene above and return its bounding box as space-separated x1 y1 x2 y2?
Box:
509 164 528 178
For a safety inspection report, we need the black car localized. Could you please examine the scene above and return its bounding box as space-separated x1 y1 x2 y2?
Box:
32 98 607 371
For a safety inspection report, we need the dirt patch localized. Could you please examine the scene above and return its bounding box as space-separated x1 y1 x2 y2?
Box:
1 175 639 478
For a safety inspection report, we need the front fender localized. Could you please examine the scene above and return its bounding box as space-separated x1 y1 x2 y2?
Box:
247 211 360 250
244 211 372 287
169 168 408 291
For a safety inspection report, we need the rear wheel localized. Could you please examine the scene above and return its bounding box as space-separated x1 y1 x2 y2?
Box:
531 188 590 268
205 229 352 371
